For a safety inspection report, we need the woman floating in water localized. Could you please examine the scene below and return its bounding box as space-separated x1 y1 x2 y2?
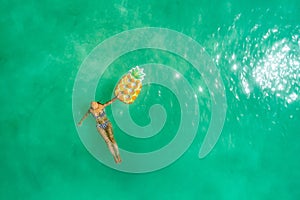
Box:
77 96 121 163
77 66 145 164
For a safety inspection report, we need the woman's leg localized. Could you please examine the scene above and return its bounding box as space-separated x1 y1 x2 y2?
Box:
96 127 118 162
106 124 121 163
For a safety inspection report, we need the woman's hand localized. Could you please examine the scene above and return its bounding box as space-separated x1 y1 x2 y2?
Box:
77 110 90 126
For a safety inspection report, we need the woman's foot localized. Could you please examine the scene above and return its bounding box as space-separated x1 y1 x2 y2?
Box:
116 154 122 163
114 155 122 163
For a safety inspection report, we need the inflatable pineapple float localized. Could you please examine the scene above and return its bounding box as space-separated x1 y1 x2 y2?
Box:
114 66 146 104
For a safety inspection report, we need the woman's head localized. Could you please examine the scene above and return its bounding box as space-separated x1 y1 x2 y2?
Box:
90 101 104 109
90 101 99 109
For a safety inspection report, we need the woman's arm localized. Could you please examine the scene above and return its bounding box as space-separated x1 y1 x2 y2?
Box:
103 96 118 108
77 110 90 126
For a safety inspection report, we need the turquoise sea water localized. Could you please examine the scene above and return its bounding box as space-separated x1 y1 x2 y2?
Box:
1 0 299 199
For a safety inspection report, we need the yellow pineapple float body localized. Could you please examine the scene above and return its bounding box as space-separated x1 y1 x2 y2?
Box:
114 66 146 104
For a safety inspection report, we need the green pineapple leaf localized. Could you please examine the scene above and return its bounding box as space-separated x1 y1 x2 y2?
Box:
130 66 146 80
